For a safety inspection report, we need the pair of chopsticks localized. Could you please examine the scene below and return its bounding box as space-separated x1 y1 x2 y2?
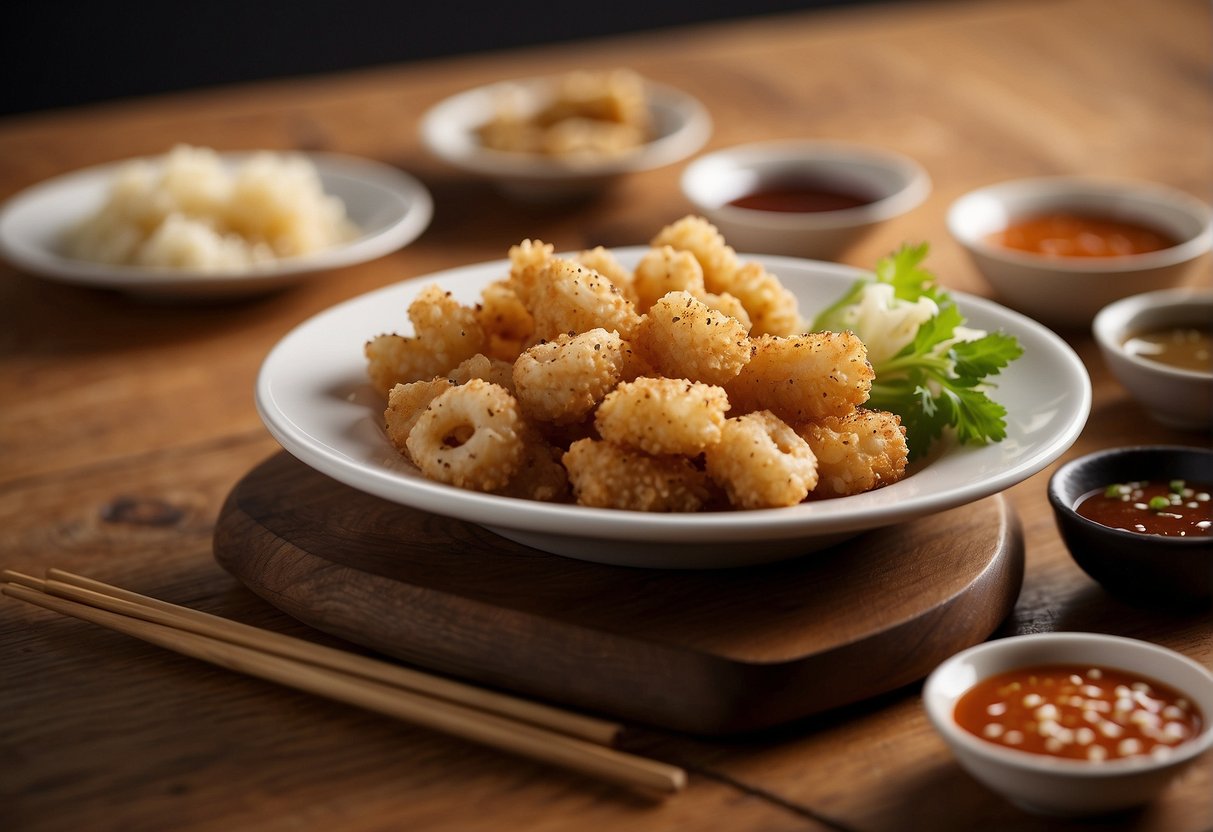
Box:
1 568 686 794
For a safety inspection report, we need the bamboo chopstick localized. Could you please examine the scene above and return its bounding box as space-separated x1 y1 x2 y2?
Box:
11 567 619 745
1 571 685 794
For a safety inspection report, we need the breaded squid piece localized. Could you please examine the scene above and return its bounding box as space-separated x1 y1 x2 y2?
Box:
512 328 625 425
384 377 455 460
405 379 524 492
494 427 571 503
650 215 740 291
476 279 534 361
725 331 873 424
704 411 819 509
695 291 752 332
365 285 487 396
633 291 752 386
716 261 801 337
563 438 712 512
448 353 517 393
527 259 641 342
632 245 706 312
596 377 730 456
507 238 555 307
574 245 638 306
796 408 909 498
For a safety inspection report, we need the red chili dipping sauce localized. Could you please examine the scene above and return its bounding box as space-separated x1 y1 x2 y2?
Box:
987 213 1179 257
727 180 875 213
1075 480 1213 538
954 664 1204 761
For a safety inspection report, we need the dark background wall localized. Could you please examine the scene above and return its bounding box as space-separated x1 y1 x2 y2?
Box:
3 0 890 117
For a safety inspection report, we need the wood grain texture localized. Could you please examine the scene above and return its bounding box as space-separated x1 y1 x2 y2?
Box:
213 452 1023 735
2 0 1211 829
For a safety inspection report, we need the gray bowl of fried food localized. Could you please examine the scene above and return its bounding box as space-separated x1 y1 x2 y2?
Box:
419 69 712 201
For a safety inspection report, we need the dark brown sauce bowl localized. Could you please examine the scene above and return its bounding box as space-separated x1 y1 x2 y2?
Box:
1048 446 1213 606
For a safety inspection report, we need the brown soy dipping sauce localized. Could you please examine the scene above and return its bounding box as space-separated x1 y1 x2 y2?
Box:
954 663 1204 762
727 179 877 213
987 212 1179 257
1123 326 1213 374
1076 480 1213 538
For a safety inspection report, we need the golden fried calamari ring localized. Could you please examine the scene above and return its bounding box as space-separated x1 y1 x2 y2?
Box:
448 353 517 393
650 215 740 291
563 438 712 512
404 379 524 491
384 378 455 459
797 408 909 498
507 238 554 307
494 427 571 503
475 279 534 361
705 410 819 509
512 328 625 425
527 259 641 341
365 284 486 396
717 261 801 337
632 245 706 312
596 376 729 456
633 291 752 386
574 246 638 306
724 331 873 423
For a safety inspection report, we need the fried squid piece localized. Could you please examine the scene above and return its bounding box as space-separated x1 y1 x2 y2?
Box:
704 411 818 509
595 376 729 456
527 259 641 342
633 291 751 386
563 438 711 512
365 284 486 396
512 328 625 425
797 408 909 498
650 214 740 291
724 331 873 424
404 379 524 492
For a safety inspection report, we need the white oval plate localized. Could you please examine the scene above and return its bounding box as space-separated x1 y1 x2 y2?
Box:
0 151 434 300
256 249 1091 569
420 76 711 201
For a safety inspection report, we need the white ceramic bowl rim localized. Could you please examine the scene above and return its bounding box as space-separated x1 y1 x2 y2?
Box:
1093 288 1213 381
947 176 1213 273
419 76 712 180
924 632 1213 776
680 139 931 229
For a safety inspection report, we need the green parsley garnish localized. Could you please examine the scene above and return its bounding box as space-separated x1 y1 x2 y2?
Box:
811 243 1024 460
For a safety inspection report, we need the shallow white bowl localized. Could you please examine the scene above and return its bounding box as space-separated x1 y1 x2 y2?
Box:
419 74 711 202
923 633 1213 817
255 248 1090 569
679 140 930 260
0 151 434 300
1092 288 1213 431
948 177 1212 330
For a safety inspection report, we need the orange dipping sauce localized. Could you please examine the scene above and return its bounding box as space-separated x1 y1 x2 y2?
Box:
987 213 1178 257
954 664 1204 762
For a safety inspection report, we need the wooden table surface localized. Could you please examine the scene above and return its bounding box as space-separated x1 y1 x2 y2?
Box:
2 0 1211 829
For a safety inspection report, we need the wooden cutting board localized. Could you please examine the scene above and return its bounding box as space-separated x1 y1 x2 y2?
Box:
213 451 1024 735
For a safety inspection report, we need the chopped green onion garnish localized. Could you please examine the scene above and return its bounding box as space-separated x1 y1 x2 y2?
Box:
1170 479 1186 494
1104 484 1126 498
1148 496 1171 511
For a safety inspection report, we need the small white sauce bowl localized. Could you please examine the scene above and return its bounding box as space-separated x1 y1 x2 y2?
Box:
923 632 1213 817
948 177 1213 330
679 140 930 260
1092 288 1213 431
